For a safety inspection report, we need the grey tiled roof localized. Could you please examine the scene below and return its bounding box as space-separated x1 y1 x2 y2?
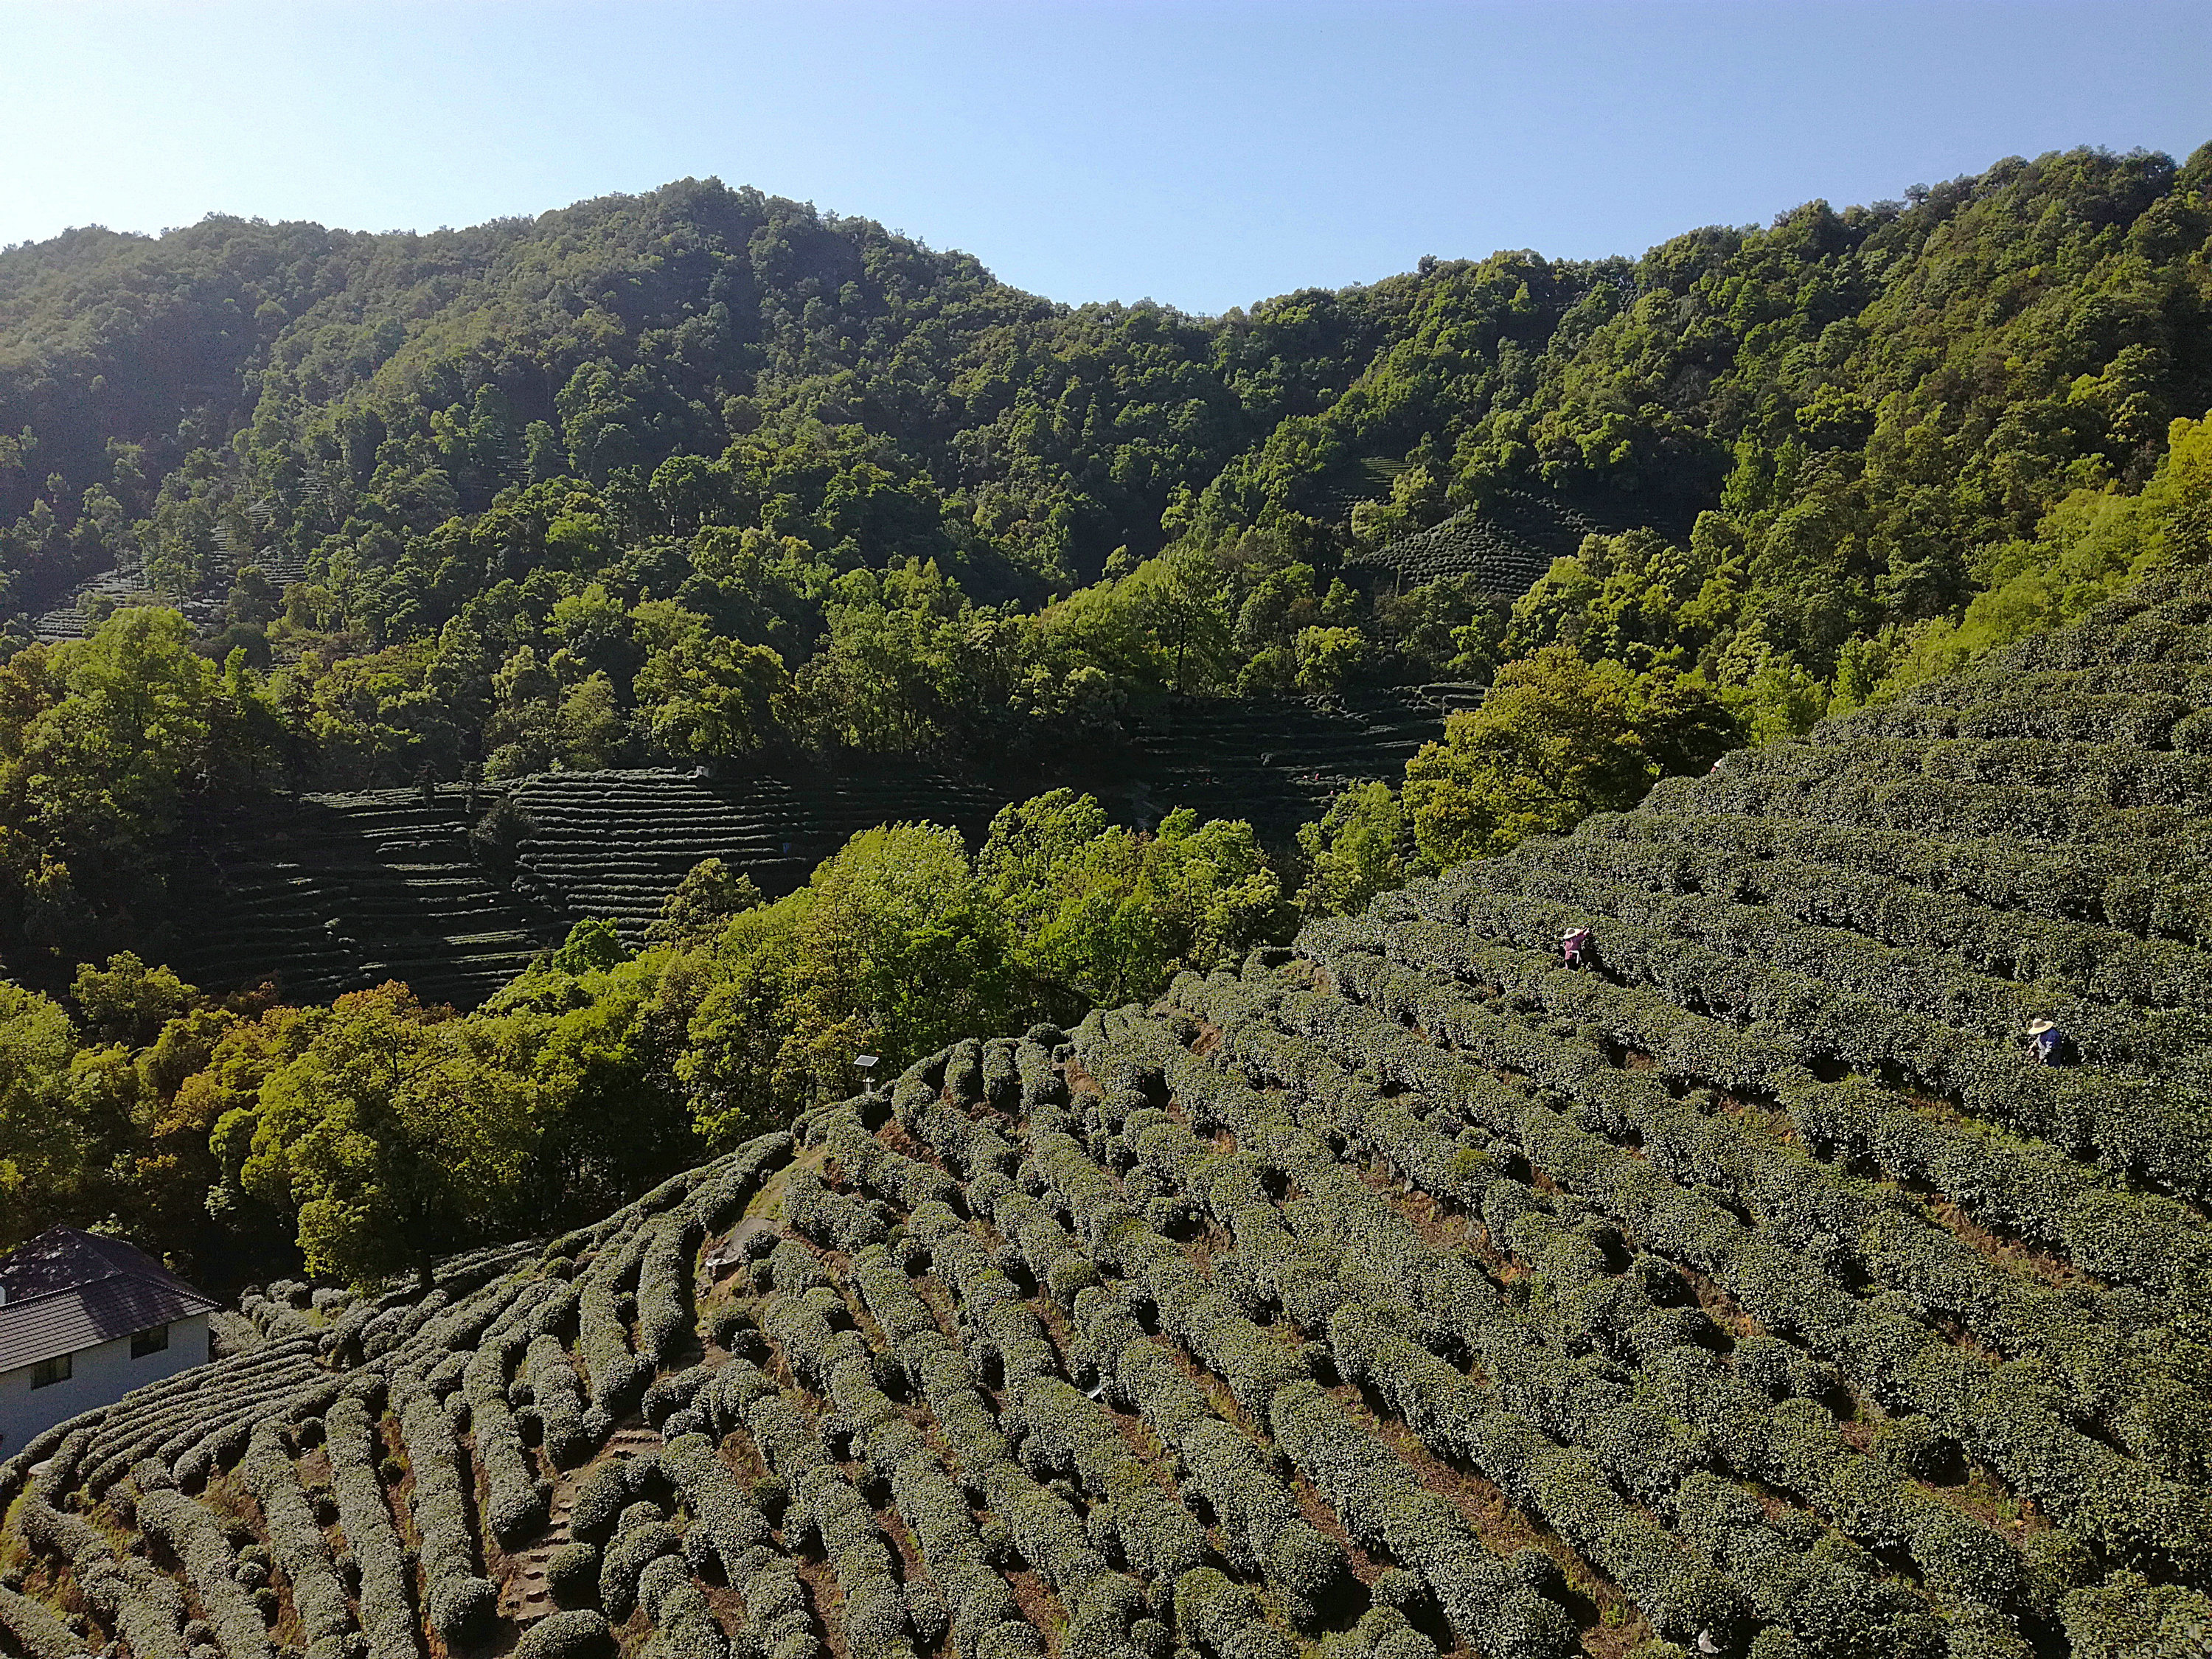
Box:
0 1228 219 1374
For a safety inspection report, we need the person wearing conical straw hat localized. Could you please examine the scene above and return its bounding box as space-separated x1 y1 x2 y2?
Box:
2026 1018 2067 1066
1561 926 1593 972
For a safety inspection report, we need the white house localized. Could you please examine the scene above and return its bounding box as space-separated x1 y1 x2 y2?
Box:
0 1227 220 1455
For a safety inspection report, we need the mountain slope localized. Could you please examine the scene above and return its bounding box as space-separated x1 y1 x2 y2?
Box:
0 179 1402 598
5 571 2208 1658
4 145 2205 625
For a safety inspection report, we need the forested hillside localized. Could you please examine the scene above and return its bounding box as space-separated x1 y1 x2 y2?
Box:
1 146 2208 981
5 572 2210 1659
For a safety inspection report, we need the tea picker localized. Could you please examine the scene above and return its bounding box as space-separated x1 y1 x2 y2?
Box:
2025 1018 2069 1067
1561 926 1594 971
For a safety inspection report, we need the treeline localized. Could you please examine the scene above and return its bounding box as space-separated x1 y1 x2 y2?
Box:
6 402 2205 971
0 181 1389 604
2 147 2205 773
1298 409 2212 889
0 790 1293 1289
0 632 1737 1291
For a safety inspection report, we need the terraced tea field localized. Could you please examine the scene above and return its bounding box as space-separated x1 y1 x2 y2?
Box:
18 563 218 644
504 699 1472 945
170 788 559 1006
12 546 302 645
504 764 1015 945
1346 493 1630 595
164 698 1465 1006
10 572 2205 1659
1119 688 1467 835
504 699 1467 946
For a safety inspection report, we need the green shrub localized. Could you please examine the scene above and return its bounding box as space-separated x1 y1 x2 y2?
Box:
514 1610 614 1659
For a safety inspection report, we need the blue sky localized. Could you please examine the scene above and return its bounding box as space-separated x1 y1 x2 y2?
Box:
1 1 2203 315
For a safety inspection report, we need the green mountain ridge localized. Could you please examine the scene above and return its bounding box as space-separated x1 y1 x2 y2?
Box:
6 144 2208 616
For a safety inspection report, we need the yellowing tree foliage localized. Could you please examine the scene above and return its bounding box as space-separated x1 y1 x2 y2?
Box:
1403 648 1740 869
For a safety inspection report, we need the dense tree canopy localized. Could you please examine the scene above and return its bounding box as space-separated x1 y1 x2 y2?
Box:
1399 649 1742 869
3 147 2205 770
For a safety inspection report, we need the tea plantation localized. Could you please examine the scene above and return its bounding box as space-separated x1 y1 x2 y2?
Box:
497 700 1463 952
6 574 2208 1659
170 696 1463 999
503 764 1015 947
1119 689 1472 838
171 788 561 1009
1345 494 1632 595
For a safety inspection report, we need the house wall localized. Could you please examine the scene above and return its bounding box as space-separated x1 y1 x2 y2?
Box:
0 1314 213 1455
